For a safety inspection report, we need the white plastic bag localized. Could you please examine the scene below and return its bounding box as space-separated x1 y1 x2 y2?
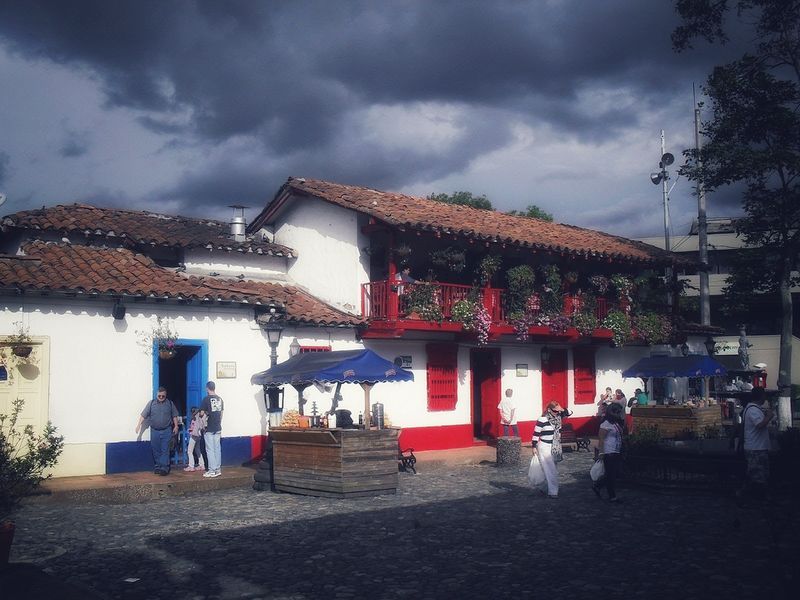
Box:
590 458 605 482
527 454 546 487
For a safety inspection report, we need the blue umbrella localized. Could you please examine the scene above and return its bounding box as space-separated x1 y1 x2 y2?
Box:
622 355 727 378
251 349 414 424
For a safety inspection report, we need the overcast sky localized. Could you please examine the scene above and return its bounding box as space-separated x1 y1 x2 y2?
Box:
0 1 747 238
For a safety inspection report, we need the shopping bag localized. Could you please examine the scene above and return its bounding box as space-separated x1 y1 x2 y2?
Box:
527 454 546 487
589 458 605 482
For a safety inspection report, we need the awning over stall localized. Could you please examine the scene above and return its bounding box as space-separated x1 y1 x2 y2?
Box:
622 355 727 378
251 349 414 386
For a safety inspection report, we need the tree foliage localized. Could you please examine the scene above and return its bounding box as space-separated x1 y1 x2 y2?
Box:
427 191 493 210
505 204 554 221
673 0 800 413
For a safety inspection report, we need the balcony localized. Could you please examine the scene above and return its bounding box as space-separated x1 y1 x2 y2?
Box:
360 279 622 340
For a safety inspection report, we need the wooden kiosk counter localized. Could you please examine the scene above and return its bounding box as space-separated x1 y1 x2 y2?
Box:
631 405 721 437
269 427 399 498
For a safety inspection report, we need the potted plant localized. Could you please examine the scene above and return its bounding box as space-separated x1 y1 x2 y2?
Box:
137 317 179 359
477 255 502 286
451 298 476 330
602 309 633 347
0 398 64 564
6 322 34 358
405 283 443 322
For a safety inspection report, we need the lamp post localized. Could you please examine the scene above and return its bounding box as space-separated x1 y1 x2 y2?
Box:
262 320 284 428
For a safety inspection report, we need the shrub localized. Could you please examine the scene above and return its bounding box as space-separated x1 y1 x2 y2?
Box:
1 398 64 521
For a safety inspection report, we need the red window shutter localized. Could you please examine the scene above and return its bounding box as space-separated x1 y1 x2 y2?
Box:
426 343 458 411
573 347 596 405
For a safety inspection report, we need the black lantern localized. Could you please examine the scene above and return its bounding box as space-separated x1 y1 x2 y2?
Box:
289 337 301 357
262 320 283 367
541 346 550 364
704 336 716 356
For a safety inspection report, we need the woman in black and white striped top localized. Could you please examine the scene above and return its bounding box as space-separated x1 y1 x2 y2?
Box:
532 401 572 497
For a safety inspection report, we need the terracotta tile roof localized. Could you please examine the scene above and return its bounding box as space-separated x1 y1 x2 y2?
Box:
2 204 295 257
0 242 360 327
252 177 674 265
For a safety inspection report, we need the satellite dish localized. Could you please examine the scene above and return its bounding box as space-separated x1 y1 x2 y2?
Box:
0 193 6 208
660 152 674 166
650 172 663 185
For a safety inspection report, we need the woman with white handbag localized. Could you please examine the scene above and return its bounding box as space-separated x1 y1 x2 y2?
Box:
530 401 572 498
594 402 626 502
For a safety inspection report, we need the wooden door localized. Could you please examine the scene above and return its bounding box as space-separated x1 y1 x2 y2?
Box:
541 348 568 413
471 348 501 439
0 341 49 438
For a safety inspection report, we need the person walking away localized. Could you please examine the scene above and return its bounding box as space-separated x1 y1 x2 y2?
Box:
737 387 774 505
594 402 626 503
135 387 178 475
184 407 207 472
497 388 520 437
201 381 224 478
532 401 572 498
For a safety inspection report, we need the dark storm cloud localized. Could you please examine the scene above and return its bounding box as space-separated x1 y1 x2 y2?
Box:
0 0 748 230
0 151 9 185
59 130 90 158
0 0 730 147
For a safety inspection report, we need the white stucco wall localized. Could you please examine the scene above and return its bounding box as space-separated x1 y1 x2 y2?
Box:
183 248 288 281
1 299 358 475
271 197 369 313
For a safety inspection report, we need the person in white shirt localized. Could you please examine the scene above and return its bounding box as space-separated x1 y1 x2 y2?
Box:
738 387 773 503
497 388 519 437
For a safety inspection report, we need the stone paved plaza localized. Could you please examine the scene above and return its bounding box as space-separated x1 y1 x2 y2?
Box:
8 451 799 600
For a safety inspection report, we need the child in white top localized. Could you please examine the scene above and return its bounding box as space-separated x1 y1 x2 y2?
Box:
184 407 207 471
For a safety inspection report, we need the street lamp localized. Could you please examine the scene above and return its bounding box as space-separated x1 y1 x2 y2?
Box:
289 337 301 357
262 319 284 427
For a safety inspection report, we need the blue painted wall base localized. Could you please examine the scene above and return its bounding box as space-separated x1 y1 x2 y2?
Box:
106 436 256 474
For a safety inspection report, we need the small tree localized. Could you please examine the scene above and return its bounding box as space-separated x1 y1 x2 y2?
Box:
427 191 493 210
506 204 554 221
1 398 64 521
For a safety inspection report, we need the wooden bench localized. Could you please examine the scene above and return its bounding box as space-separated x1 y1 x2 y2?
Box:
398 446 417 474
561 424 591 452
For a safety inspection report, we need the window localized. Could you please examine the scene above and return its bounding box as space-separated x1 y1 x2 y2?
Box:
573 347 596 405
426 343 458 411
300 346 331 353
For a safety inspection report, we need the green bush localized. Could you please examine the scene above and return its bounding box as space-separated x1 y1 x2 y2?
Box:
1 398 64 520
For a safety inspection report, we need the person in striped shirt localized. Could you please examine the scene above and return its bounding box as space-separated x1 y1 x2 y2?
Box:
532 401 572 497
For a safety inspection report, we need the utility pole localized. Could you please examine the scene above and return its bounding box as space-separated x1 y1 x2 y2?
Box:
661 130 671 253
694 102 710 326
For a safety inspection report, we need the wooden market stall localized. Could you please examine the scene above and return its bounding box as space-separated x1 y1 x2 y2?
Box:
269 427 399 497
623 354 727 437
630 405 721 437
251 349 413 498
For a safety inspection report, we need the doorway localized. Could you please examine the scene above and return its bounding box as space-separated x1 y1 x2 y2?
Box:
470 348 501 440
153 340 208 465
541 348 568 413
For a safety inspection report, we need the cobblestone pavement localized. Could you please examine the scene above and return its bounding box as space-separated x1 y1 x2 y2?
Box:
9 452 799 600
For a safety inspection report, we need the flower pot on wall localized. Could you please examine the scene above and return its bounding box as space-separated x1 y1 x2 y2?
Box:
11 346 32 358
158 349 176 360
0 520 15 564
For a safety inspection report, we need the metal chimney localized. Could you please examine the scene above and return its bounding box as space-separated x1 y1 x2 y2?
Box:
229 205 248 242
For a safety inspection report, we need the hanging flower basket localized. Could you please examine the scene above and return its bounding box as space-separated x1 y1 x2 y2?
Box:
11 346 32 358
159 348 176 360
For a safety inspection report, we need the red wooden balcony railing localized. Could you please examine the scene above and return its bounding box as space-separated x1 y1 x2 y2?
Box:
361 282 623 326
361 280 504 323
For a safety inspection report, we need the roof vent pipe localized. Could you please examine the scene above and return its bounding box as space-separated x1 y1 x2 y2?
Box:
229 205 248 242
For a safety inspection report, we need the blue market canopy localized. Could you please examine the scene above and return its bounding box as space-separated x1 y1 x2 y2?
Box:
251 349 414 386
622 355 727 379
